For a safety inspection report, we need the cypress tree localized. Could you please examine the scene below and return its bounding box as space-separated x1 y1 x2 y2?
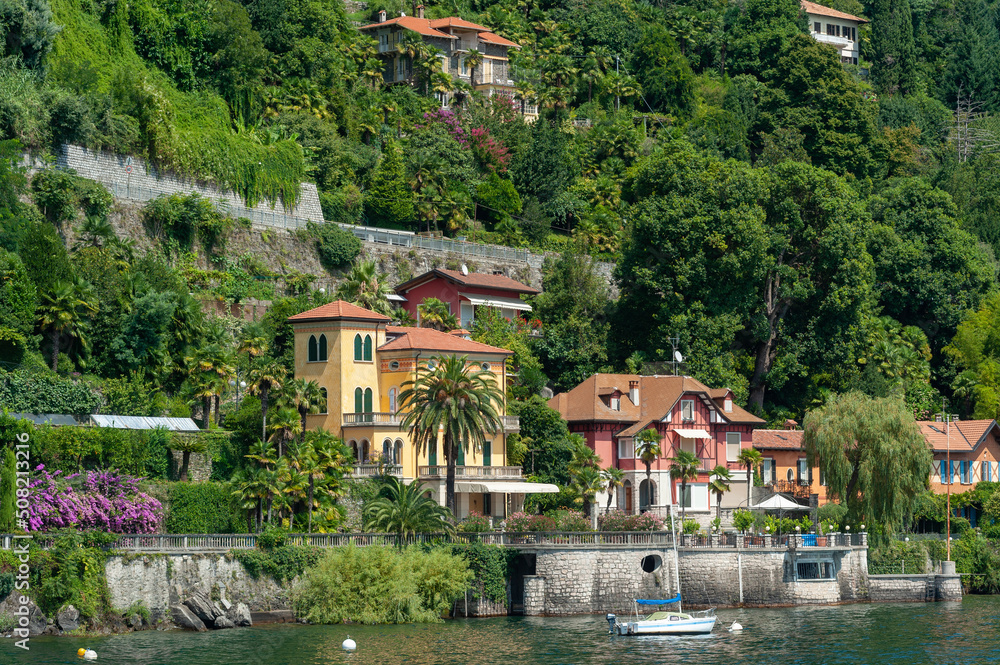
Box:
364 141 414 229
870 0 918 95
0 448 16 532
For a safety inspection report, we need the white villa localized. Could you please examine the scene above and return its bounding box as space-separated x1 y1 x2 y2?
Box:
802 0 867 65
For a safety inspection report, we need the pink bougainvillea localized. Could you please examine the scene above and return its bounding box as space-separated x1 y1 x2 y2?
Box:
26 465 162 533
421 109 511 173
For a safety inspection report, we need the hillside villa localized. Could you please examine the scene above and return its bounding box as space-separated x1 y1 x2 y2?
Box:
802 0 867 65
548 374 765 519
289 300 556 519
394 268 539 330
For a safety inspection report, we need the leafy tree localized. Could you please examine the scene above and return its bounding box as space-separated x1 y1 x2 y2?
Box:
0 0 61 71
669 449 700 519
364 141 414 228
938 0 1000 111
511 118 579 215
335 259 394 316
724 0 806 79
631 24 695 119
870 0 918 95
311 222 361 271
737 446 764 508
417 297 458 331
37 278 98 372
0 247 37 363
509 395 579 483
364 477 454 539
0 448 15 531
802 391 931 534
399 355 504 515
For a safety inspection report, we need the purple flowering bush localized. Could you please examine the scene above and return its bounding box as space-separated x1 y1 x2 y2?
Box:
598 510 664 532
26 465 162 533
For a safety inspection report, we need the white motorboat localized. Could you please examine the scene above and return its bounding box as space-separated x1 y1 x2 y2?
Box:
607 597 717 635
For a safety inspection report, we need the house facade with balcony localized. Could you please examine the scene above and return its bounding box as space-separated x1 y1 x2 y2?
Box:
358 7 532 114
918 419 1000 527
548 374 765 519
394 268 539 331
289 299 553 519
751 423 827 507
802 0 867 65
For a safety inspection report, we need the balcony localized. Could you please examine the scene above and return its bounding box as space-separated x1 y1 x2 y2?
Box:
501 415 519 432
418 465 523 479
766 480 813 500
342 412 408 428
352 463 403 478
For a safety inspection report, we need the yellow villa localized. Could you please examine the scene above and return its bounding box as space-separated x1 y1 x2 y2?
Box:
289 300 556 519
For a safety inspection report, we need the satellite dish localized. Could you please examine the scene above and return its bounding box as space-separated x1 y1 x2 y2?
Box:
674 350 684 363
461 264 469 276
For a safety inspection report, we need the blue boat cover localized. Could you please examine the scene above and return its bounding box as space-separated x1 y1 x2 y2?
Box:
636 595 681 605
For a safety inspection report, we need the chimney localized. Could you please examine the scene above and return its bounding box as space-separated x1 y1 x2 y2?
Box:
784 419 798 430
417 4 425 18
378 8 386 21
629 380 639 406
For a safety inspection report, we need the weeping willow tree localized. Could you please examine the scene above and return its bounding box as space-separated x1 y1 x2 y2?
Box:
802 392 931 536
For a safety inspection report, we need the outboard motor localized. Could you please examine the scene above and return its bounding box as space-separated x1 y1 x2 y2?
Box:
606 613 617 633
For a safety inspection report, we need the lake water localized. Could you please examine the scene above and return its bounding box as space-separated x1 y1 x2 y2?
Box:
7 596 1000 665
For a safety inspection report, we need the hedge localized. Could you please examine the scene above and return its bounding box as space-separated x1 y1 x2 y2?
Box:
162 481 245 534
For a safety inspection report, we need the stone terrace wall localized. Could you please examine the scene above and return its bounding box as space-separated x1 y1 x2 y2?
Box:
868 573 962 602
105 553 291 622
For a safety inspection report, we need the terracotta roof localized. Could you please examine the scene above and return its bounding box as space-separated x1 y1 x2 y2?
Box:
917 420 998 453
800 0 868 23
358 16 457 39
381 326 511 355
478 32 520 48
288 300 391 323
547 374 765 430
428 17 491 31
395 268 539 295
753 429 805 451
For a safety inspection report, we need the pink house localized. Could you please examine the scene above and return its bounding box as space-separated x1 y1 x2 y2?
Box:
549 374 764 518
394 268 539 329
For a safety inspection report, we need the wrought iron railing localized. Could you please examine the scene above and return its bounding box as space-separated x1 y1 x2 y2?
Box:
342 412 408 426
418 465 523 479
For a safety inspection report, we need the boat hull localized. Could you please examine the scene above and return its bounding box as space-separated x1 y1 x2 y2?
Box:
615 616 717 635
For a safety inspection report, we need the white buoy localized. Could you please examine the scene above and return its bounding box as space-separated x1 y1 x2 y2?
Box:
83 649 98 660
729 622 743 632
342 637 357 651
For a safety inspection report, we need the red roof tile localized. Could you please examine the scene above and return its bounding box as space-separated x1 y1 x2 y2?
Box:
478 32 520 48
288 300 391 323
428 17 491 31
917 420 998 453
358 16 457 39
801 0 867 23
395 268 539 295
753 429 805 451
381 326 511 355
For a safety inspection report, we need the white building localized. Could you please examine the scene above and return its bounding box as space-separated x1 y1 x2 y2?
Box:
802 0 867 65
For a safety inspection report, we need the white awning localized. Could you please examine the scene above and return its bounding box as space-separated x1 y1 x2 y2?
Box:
673 429 711 439
387 293 407 302
750 494 810 510
459 293 532 312
455 481 559 494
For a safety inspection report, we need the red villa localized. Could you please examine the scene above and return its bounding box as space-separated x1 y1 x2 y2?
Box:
394 268 539 330
549 374 765 519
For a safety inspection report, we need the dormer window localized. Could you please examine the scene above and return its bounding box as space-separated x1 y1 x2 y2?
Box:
610 396 621 411
681 400 694 421
724 398 733 413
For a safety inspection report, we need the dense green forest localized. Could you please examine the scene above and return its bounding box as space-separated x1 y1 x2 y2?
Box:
3 0 1000 425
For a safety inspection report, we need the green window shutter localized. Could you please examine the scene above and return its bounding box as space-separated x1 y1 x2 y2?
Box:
457 442 465 466
308 335 317 362
319 334 328 361
355 387 363 414
354 334 363 360
364 335 373 361
483 439 491 466
429 440 437 466
364 388 373 413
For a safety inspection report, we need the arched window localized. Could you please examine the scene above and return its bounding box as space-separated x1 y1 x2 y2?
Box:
319 387 328 414
364 388 373 413
354 334 363 361
360 439 370 463
355 387 363 414
349 440 358 462
639 479 655 510
383 438 392 461
394 439 403 465
363 335 373 361
318 334 328 361
388 387 398 414
308 335 318 362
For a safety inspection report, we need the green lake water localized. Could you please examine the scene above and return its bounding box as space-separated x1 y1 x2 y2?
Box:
6 597 1000 665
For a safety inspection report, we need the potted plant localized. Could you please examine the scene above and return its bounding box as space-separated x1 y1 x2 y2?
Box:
816 520 828 547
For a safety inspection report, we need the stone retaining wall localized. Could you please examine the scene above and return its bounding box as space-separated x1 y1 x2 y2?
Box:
868 574 962 602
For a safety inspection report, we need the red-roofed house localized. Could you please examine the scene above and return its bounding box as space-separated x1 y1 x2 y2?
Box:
290 300 555 518
394 268 539 330
802 0 867 64
548 374 765 520
752 421 828 505
358 7 533 115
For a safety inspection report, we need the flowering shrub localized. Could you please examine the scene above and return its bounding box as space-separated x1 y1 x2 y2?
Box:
598 510 664 532
550 509 591 531
505 512 557 532
26 466 162 533
422 109 510 173
458 511 492 533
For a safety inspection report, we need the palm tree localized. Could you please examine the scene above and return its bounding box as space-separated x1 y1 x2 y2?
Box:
418 297 459 331
237 323 268 366
248 362 287 450
37 278 98 372
602 466 625 510
168 434 208 482
335 259 395 316
572 465 604 529
364 477 454 542
288 378 323 440
232 467 265 531
708 465 732 521
737 447 764 509
633 427 661 500
465 48 484 87
399 355 504 516
669 450 701 519
268 405 302 458
73 215 114 250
